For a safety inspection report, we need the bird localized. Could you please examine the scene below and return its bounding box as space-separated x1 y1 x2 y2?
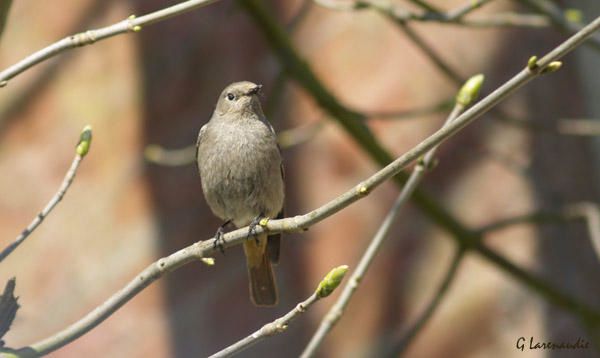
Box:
196 81 284 306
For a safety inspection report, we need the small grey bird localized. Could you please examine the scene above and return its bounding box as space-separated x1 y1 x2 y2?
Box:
196 81 284 306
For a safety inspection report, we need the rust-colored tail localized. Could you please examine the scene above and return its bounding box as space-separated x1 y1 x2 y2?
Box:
243 234 278 306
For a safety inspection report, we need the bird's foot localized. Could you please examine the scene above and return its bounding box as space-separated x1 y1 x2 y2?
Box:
247 214 265 245
213 220 231 255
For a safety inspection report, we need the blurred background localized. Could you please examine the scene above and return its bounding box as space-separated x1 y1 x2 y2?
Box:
0 0 600 357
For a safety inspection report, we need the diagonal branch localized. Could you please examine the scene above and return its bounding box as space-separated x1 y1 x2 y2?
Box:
388 247 465 356
475 202 600 262
315 0 550 28
300 75 482 358
0 0 223 87
0 126 93 263
517 0 600 53
209 266 348 358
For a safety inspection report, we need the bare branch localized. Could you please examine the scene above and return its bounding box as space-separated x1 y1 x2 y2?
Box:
476 203 600 262
517 0 600 53
388 248 465 355
557 119 600 136
365 98 453 120
0 0 222 87
315 0 550 28
407 0 442 14
277 120 326 149
0 126 92 263
300 74 483 357
144 144 196 167
144 120 326 166
394 22 463 85
210 266 348 358
446 0 493 21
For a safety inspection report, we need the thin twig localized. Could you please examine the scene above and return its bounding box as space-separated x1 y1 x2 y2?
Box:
0 0 222 87
278 120 326 149
144 144 196 167
0 0 117 132
0 126 93 263
407 0 442 14
144 120 325 167
212 294 320 358
210 266 348 358
456 13 550 28
517 0 600 53
556 119 600 136
446 0 493 20
475 203 600 262
387 248 465 356
264 0 314 118
315 0 550 28
394 22 463 85
301 83 471 357
365 98 454 120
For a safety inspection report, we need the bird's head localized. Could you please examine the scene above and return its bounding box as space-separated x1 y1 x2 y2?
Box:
215 81 263 117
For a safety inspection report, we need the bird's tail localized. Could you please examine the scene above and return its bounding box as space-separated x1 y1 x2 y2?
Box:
243 233 278 306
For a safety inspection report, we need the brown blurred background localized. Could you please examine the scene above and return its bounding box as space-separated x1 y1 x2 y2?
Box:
1 0 600 357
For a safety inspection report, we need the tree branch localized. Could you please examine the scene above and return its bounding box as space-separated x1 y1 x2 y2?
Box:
144 120 326 166
0 126 92 263
0 0 223 87
209 266 348 358
387 247 466 356
300 75 482 358
475 202 600 262
517 0 600 53
314 0 551 28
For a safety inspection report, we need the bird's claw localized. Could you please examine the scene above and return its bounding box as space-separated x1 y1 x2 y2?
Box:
247 215 264 245
213 220 231 255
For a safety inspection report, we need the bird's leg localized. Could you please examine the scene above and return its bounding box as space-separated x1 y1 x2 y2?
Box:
213 219 232 254
247 214 264 245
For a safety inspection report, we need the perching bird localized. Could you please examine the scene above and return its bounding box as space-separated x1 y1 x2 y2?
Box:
196 81 284 306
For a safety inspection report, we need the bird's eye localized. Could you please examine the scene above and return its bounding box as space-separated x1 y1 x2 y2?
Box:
226 93 235 101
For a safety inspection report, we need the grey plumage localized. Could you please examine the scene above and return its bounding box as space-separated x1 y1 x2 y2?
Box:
196 81 284 306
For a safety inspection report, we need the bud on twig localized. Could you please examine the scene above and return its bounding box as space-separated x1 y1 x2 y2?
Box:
76 125 93 157
316 265 349 298
455 74 484 107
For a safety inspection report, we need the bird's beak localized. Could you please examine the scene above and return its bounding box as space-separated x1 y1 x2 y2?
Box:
248 84 262 95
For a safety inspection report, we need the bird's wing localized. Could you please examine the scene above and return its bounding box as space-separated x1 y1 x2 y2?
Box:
195 123 208 163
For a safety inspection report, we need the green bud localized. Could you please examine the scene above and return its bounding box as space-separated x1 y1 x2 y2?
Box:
201 257 215 266
527 56 538 71
564 9 582 24
541 61 562 74
456 74 485 106
316 265 349 298
76 125 93 157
